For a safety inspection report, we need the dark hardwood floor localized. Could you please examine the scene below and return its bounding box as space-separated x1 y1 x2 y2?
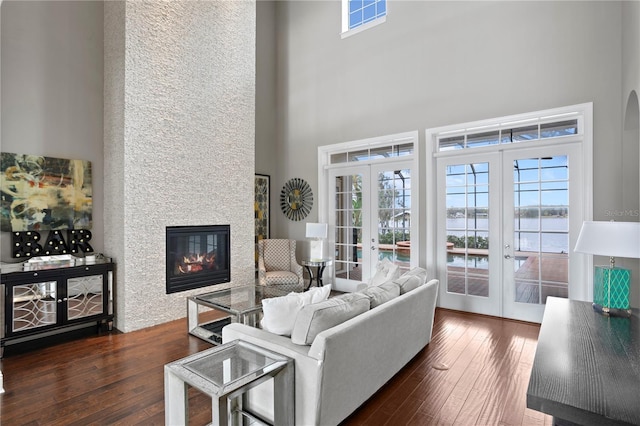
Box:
0 308 552 425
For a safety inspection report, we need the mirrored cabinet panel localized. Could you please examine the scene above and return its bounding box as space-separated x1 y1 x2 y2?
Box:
67 275 104 321
12 281 58 332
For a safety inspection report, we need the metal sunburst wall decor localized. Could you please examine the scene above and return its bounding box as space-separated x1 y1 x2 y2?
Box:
280 178 313 221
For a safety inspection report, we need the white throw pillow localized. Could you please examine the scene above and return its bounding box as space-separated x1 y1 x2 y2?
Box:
393 267 428 294
260 285 332 336
260 293 304 336
369 258 401 286
307 284 332 303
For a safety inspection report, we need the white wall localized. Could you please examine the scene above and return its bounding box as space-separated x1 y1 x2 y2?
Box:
275 0 622 233
272 0 625 293
256 1 280 237
104 1 256 332
1 1 105 259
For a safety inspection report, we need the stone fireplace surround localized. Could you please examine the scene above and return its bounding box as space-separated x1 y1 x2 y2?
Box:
103 1 256 333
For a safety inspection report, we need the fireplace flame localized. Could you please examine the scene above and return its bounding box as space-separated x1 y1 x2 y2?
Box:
183 254 204 264
176 251 216 274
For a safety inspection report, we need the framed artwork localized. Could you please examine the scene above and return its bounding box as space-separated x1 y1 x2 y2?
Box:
255 174 270 269
0 153 93 232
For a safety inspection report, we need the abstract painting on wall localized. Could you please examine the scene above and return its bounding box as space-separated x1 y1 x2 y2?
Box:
0 153 93 232
255 174 270 269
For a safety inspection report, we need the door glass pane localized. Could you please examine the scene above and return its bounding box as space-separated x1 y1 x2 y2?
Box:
334 174 363 282
506 125 539 142
446 163 489 297
396 143 413 156
370 146 393 159
439 135 465 151
376 169 411 274
330 153 348 164
467 131 499 149
348 150 369 162
513 156 569 304
540 120 578 138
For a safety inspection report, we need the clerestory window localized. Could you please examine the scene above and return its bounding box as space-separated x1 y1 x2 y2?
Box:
342 0 387 38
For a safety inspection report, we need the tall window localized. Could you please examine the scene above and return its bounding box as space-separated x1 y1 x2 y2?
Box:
342 0 386 37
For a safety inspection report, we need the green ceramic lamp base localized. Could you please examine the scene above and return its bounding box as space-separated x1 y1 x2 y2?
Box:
593 266 631 312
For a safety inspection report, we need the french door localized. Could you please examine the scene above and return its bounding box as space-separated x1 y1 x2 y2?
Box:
437 153 501 317
502 144 583 322
437 143 584 322
329 160 414 292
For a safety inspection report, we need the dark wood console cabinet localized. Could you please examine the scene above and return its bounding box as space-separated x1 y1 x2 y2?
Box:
527 297 640 425
1 258 115 355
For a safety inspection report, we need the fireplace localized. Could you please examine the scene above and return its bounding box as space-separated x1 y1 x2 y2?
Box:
166 225 230 294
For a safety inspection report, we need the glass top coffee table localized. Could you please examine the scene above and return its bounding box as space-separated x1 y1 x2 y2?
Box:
187 285 290 344
165 339 294 425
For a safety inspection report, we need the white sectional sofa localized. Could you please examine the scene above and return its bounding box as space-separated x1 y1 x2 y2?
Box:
222 271 439 426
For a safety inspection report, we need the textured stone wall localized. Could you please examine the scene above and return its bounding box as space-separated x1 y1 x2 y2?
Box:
104 1 256 332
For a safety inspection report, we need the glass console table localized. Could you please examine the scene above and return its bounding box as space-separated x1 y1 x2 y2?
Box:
165 339 294 425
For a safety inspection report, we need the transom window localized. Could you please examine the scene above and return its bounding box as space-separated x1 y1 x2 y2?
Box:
330 142 412 164
437 117 580 152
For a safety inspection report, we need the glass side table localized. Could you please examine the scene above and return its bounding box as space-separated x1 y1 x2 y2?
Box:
165 339 294 425
301 258 332 290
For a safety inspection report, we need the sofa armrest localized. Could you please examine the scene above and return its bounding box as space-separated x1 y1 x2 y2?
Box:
222 323 315 359
221 323 323 426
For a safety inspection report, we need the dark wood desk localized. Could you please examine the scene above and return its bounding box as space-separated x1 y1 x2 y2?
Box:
527 297 640 425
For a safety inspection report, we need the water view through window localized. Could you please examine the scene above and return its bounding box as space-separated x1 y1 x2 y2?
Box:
445 156 569 303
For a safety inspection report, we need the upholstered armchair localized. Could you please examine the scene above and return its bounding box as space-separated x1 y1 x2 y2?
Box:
257 239 304 292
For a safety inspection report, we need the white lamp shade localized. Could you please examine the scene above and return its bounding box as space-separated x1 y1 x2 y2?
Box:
306 223 328 239
574 221 640 259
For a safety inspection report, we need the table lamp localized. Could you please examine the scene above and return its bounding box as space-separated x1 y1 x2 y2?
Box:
306 223 328 261
574 220 640 316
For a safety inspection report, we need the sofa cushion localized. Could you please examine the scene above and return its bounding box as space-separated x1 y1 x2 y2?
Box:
291 292 370 345
394 267 428 294
359 281 400 308
260 285 332 336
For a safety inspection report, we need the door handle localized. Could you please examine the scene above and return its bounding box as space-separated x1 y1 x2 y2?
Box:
504 244 512 259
